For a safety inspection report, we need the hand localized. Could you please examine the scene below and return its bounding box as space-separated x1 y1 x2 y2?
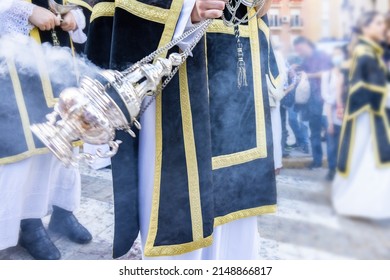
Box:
191 0 226 23
28 6 61 31
327 123 334 135
61 12 78 32
336 106 344 120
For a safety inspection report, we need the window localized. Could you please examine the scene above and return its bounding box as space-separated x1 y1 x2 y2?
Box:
269 8 280 27
290 9 302 27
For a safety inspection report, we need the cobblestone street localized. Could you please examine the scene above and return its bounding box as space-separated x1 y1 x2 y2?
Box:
260 169 390 260
1 164 390 260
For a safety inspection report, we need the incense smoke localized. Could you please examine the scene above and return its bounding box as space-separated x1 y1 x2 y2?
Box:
0 34 100 87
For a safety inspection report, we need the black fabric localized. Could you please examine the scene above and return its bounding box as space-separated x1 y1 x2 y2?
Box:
0 54 78 160
0 70 28 158
207 33 256 156
110 7 165 70
137 0 173 9
86 3 277 257
186 41 214 239
85 16 114 68
156 69 194 245
110 130 139 258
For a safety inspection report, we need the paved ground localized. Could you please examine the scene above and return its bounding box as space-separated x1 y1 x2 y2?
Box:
1 158 390 260
260 168 390 260
0 164 141 260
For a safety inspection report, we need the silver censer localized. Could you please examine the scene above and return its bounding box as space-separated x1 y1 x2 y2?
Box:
31 53 183 166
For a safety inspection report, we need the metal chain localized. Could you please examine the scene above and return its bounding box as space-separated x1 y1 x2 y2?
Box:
137 19 213 117
222 0 265 27
121 19 213 76
107 1 265 120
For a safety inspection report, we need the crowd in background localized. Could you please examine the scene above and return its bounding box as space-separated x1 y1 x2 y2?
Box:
273 11 390 183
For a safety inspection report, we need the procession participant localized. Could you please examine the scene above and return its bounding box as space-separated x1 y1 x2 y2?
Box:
0 0 91 260
333 11 390 219
86 0 278 259
321 46 348 181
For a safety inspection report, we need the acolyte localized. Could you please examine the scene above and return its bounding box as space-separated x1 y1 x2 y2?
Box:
31 0 267 166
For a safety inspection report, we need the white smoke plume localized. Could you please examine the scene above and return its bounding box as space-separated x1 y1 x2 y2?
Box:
0 34 100 87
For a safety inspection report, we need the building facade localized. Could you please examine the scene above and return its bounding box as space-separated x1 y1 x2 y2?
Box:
269 0 390 52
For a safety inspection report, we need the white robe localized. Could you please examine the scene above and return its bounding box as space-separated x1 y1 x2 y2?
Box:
0 153 80 250
332 112 390 219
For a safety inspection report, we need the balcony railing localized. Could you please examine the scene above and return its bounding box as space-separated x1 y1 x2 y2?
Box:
268 16 304 28
290 17 304 28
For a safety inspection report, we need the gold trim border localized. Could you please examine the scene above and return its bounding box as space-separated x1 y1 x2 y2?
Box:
116 0 168 24
0 148 50 166
179 61 204 241
211 9 267 170
214 204 277 227
207 20 249 37
90 2 115 22
67 0 93 11
90 1 170 23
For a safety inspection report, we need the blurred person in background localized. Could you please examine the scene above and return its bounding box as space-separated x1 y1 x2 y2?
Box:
281 59 309 155
383 12 390 68
333 11 390 219
321 46 348 181
293 37 333 169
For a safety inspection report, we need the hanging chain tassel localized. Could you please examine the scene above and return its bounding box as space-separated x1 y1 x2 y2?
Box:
51 30 60 47
234 25 247 89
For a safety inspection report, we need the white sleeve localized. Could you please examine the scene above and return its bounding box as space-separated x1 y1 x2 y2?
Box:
68 8 87 44
267 74 284 104
0 0 35 36
173 0 197 53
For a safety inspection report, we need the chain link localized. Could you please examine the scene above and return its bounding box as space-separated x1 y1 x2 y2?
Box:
222 0 265 27
105 1 264 121
137 19 212 117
